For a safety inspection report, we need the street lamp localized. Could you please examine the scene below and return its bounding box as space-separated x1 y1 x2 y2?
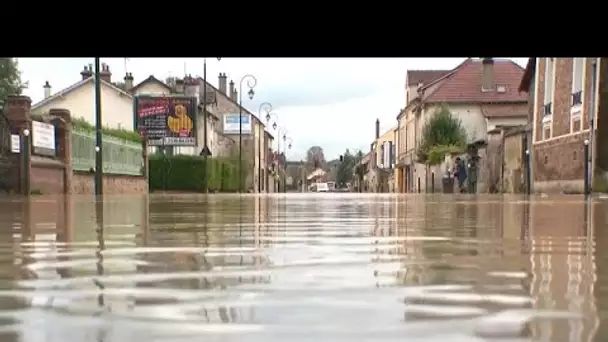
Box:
258 102 273 193
283 136 293 193
265 112 279 192
201 57 221 193
265 112 278 131
277 126 288 193
286 136 293 150
238 74 257 192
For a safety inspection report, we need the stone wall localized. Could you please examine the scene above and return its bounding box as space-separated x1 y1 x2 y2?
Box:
31 157 64 194
4 95 147 196
502 130 525 193
533 132 588 194
72 172 148 194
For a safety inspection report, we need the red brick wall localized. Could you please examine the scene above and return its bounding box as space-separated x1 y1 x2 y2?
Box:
552 59 573 136
31 162 64 194
534 58 546 143
532 58 593 190
582 58 595 130
533 132 588 182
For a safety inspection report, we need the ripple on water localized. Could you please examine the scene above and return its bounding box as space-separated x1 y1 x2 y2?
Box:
0 193 600 341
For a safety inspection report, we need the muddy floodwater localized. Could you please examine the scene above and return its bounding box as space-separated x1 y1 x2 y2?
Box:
0 193 606 341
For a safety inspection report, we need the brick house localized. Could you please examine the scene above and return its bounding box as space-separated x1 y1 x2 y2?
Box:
396 58 529 193
519 58 601 193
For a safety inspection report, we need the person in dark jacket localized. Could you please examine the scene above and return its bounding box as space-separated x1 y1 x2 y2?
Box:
454 157 467 193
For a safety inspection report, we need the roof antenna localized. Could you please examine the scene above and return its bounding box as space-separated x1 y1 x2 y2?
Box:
183 62 187 77
123 57 130 74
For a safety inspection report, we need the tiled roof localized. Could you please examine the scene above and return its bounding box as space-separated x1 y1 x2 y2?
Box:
32 77 132 110
422 58 527 103
406 70 451 87
519 58 536 92
480 104 528 118
129 75 172 93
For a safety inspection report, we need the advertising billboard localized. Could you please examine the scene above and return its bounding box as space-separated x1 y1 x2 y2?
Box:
223 114 252 135
134 95 198 146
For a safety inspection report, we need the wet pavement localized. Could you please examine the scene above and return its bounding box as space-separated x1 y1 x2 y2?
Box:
0 193 605 341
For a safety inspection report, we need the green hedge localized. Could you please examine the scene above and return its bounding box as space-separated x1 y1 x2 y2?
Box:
148 154 247 192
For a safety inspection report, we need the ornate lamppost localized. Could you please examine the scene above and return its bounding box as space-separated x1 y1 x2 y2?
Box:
201 57 222 193
284 136 293 193
258 102 273 193
265 112 279 192
238 75 256 192
276 126 288 192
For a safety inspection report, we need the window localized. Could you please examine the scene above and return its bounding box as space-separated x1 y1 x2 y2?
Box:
496 85 507 93
543 123 551 140
571 58 584 113
571 117 582 133
543 58 554 117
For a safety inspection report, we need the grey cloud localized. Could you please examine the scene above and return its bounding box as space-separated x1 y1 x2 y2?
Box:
244 81 389 112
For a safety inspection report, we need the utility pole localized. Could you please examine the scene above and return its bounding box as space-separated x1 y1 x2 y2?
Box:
94 58 103 196
201 58 211 192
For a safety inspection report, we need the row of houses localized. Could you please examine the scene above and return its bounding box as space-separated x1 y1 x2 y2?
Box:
357 57 604 194
33 64 279 192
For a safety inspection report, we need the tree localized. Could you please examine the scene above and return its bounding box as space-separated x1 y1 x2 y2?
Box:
305 145 327 170
336 149 356 187
0 58 24 102
353 150 366 192
416 105 467 165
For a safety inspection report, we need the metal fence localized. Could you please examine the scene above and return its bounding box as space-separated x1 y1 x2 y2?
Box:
72 128 143 176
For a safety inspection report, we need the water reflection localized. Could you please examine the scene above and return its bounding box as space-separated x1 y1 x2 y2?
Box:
0 194 605 340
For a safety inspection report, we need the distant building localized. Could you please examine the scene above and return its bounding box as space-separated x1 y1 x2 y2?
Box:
32 64 275 193
32 64 133 130
307 168 327 184
368 120 396 192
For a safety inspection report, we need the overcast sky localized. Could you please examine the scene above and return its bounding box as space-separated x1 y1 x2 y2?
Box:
18 58 527 161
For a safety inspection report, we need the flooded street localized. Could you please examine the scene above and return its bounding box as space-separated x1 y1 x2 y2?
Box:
0 193 605 341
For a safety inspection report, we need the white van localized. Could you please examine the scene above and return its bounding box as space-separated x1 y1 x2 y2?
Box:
315 182 329 192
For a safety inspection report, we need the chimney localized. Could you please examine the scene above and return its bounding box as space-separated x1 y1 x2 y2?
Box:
80 65 92 80
175 78 184 93
218 73 227 93
99 63 112 83
481 58 494 91
229 80 235 100
123 72 134 90
43 81 51 98
375 119 380 139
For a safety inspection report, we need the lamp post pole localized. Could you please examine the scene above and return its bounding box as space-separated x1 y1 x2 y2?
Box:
284 136 293 193
94 57 103 196
258 102 273 193
238 74 257 192
201 57 221 193
277 127 288 193
265 113 279 193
